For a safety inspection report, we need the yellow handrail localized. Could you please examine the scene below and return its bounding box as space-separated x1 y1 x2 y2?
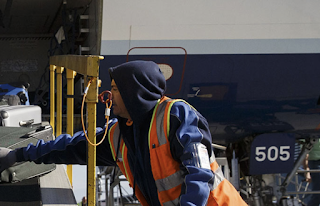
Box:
50 55 104 206
66 69 77 186
56 66 64 137
49 65 56 136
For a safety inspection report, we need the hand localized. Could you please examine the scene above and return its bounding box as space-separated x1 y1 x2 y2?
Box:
304 168 312 183
0 147 17 173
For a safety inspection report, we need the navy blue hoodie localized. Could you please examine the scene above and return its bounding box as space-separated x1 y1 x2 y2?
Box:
109 60 166 205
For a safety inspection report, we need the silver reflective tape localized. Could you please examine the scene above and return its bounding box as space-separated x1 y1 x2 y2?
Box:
213 166 225 190
156 102 167 146
163 197 179 206
112 125 122 159
209 150 216 163
155 170 184 192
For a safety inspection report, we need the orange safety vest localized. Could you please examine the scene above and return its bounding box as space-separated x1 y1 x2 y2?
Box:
108 97 247 206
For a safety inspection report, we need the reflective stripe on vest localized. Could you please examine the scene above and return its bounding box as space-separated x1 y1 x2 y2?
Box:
209 151 225 190
108 123 121 161
148 97 169 148
108 122 149 205
108 123 135 186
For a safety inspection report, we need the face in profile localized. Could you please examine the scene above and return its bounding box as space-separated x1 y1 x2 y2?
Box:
110 80 130 119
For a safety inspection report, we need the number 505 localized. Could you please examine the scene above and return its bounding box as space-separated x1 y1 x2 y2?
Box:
255 146 290 162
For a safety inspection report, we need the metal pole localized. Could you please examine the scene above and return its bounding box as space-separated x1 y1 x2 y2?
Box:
50 55 104 206
56 66 64 136
66 69 77 185
49 65 56 136
105 175 109 205
281 137 318 194
86 77 98 206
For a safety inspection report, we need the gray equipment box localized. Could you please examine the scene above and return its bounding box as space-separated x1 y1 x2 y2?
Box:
0 125 56 183
0 105 42 127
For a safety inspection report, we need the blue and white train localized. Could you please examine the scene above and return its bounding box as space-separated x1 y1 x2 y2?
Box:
96 1 320 205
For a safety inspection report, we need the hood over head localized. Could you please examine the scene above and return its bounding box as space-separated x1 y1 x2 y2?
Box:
108 60 166 124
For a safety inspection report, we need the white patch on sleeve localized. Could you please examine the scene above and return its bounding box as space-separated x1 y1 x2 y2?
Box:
198 144 211 170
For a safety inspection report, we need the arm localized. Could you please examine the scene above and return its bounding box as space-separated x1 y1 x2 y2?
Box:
15 120 117 166
303 153 311 183
168 101 214 206
0 131 90 172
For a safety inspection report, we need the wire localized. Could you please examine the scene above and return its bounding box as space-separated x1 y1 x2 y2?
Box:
81 78 112 146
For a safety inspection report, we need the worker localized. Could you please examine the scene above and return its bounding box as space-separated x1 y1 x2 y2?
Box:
0 60 247 205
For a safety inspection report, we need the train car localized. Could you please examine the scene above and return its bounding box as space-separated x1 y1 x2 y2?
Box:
98 1 320 205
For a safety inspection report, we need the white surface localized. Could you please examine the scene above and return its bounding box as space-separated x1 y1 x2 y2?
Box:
102 1 320 41
100 1 320 55
72 165 87 203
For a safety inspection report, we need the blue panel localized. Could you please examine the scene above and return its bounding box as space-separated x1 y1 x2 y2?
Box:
98 54 320 144
249 133 295 175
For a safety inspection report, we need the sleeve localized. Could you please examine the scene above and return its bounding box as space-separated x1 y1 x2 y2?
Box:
15 119 117 166
168 101 214 206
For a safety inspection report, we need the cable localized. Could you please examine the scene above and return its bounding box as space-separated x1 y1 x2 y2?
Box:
81 78 112 146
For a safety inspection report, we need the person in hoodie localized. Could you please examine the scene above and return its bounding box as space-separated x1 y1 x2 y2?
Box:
0 60 247 206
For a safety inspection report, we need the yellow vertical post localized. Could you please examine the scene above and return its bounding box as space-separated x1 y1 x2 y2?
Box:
66 69 77 185
49 55 104 206
86 77 98 206
56 66 64 136
50 65 56 136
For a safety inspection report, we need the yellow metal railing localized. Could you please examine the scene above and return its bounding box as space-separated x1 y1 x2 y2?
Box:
66 69 77 184
50 55 104 206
